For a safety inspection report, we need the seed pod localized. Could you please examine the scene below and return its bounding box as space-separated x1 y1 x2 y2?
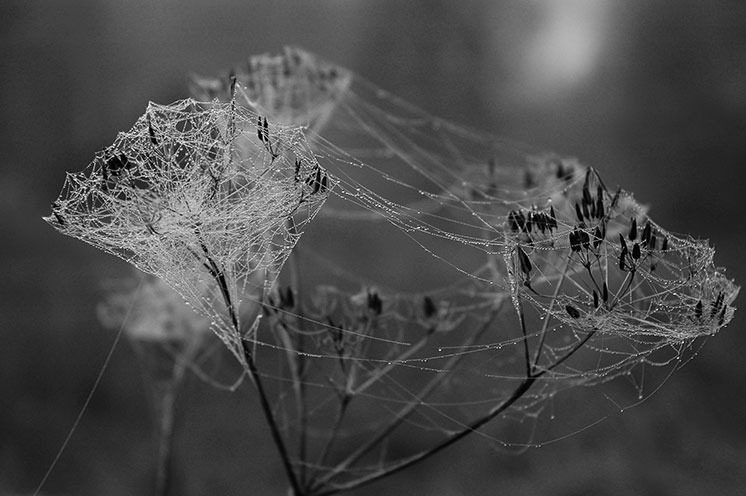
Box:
694 300 703 319
661 236 669 252
641 222 652 246
565 305 581 319
569 230 581 252
710 292 724 318
575 203 584 222
555 162 565 179
367 290 383 315
517 246 532 278
535 212 547 233
582 169 592 206
632 242 641 260
718 306 727 326
549 205 558 229
312 168 323 194
229 71 237 99
283 287 295 309
649 233 657 251
593 226 604 249
525 211 533 233
602 282 609 302
147 115 158 146
423 296 437 319
596 185 605 218
508 211 520 232
579 229 590 250
629 217 637 241
593 290 599 308
582 200 590 221
517 210 527 231
257 116 265 142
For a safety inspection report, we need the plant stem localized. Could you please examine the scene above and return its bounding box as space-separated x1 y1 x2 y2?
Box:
200 244 303 495
315 376 537 496
309 305 501 492
153 379 177 496
241 339 303 495
313 307 594 496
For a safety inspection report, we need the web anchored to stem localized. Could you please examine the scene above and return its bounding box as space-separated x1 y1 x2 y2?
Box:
47 47 738 495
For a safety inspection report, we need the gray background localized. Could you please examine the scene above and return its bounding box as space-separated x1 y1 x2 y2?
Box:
2 1 745 495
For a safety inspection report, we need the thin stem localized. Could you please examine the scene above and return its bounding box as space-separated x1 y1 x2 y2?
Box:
531 257 570 373
241 340 303 495
200 243 302 495
153 379 177 496
286 219 310 485
517 299 532 377
313 308 593 496
309 307 501 492
312 395 350 476
315 377 537 496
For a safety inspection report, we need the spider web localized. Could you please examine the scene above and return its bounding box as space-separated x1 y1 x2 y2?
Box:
46 46 739 492
46 99 331 359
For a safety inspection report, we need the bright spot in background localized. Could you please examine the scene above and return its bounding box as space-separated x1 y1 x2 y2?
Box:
504 0 612 99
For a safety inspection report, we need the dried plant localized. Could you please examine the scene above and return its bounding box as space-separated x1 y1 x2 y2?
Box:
45 47 738 495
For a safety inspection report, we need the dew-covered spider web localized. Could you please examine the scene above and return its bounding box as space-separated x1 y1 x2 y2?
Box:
46 100 332 359
47 46 738 494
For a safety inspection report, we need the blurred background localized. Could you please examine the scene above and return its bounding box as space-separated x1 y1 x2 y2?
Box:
2 0 745 495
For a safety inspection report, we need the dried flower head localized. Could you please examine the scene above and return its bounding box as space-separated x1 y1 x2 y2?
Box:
45 99 332 357
190 46 352 131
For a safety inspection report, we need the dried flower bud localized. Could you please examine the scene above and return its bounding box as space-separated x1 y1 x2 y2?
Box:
517 246 532 278
548 205 558 229
565 305 581 319
570 230 581 252
595 185 605 219
367 290 383 315
423 296 437 319
641 222 652 246
575 203 584 222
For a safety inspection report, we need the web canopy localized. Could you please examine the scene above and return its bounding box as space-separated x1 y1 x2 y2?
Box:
46 99 331 358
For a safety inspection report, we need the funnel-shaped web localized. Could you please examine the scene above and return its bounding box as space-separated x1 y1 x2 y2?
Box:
46 100 331 358
47 47 739 493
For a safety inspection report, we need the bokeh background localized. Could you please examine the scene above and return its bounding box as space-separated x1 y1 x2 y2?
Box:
2 1 745 495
